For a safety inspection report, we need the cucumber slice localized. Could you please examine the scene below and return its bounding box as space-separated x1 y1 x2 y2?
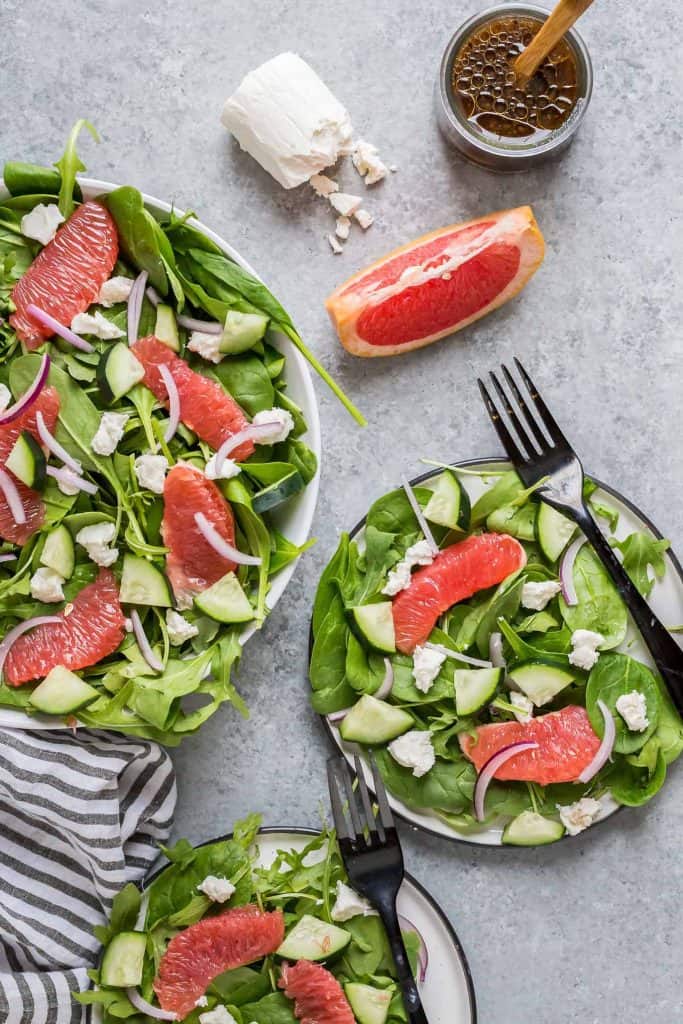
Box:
345 983 393 1024
194 572 253 624
423 470 470 532
350 603 396 654
454 667 504 715
100 931 147 988
340 694 413 744
536 503 576 562
502 810 565 846
487 502 537 541
507 659 576 707
120 554 172 607
40 524 75 579
29 665 99 715
219 310 269 354
252 469 304 514
6 430 46 489
154 303 180 351
276 915 350 962
97 343 145 402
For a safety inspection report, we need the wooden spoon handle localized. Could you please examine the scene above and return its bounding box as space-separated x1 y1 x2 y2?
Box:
514 0 595 83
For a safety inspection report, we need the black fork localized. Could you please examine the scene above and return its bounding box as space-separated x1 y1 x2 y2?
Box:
478 357 683 714
327 754 429 1024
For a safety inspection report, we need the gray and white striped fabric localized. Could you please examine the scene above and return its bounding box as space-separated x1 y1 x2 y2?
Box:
0 728 176 1024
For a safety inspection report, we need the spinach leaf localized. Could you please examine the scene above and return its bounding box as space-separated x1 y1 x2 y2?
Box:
470 470 523 525
104 186 168 292
516 610 559 633
312 534 350 635
278 438 317 486
559 546 628 649
374 748 476 813
652 675 683 765
3 163 64 198
605 739 666 806
610 531 670 598
54 119 98 219
486 502 537 540
342 916 395 976
211 354 274 415
225 477 271 622
309 594 356 714
93 883 141 946
474 571 524 656
211 967 271 1006
585 653 660 753
345 632 387 694
240 992 297 1024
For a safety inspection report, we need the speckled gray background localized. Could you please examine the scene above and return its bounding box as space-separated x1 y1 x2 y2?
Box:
2 0 682 1019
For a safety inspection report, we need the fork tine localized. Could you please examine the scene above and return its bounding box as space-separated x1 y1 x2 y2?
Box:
477 378 527 465
513 358 569 447
490 370 539 458
501 363 550 450
327 758 353 841
368 752 395 832
354 754 384 842
340 758 364 839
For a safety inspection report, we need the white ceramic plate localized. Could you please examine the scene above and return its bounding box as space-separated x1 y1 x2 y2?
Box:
321 459 683 846
0 179 321 729
89 827 477 1024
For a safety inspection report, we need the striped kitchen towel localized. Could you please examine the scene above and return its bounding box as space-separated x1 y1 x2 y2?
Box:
0 728 176 1024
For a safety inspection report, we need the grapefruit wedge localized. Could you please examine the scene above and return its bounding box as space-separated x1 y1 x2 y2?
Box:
10 201 119 349
460 705 601 786
279 960 355 1024
132 336 254 458
0 387 60 544
392 533 526 653
153 905 285 1018
326 207 544 356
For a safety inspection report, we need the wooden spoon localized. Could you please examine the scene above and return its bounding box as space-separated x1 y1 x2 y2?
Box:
514 0 595 84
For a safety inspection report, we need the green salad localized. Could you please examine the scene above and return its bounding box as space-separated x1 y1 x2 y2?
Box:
79 816 421 1024
310 464 683 843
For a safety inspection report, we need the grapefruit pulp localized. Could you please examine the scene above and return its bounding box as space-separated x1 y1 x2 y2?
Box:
10 201 119 349
0 387 60 545
460 705 601 786
392 532 526 653
132 336 254 459
326 207 544 356
4 568 126 685
153 904 285 1018
279 960 355 1024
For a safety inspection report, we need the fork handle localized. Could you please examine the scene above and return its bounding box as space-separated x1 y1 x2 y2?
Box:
573 503 683 715
375 899 429 1024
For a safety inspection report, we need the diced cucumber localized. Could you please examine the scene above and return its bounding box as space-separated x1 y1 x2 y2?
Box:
536 503 576 562
276 915 350 962
507 660 576 707
502 810 565 846
454 667 504 715
154 303 180 351
487 502 537 541
40 524 75 579
350 603 396 654
6 430 46 489
423 470 470 532
252 469 304 514
29 666 99 715
219 310 269 354
345 983 393 1024
340 694 413 744
120 554 172 607
97 343 145 402
100 931 147 988
194 572 253 624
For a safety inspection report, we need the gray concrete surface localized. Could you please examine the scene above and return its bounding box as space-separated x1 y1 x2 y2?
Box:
2 0 682 1019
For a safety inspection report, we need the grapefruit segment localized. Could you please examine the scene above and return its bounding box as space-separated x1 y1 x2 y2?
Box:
460 705 601 785
10 201 119 349
0 387 60 544
392 533 526 653
153 904 285 1018
326 207 544 356
132 336 254 458
4 568 126 685
279 960 355 1024
162 463 237 606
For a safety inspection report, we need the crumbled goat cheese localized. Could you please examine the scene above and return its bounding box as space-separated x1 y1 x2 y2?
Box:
388 730 435 778
251 408 294 444
98 276 134 306
521 580 562 611
166 609 199 646
70 311 124 340
0 383 11 411
412 644 446 694
382 539 434 596
188 330 223 364
199 1007 238 1024
309 173 339 197
616 690 650 732
509 691 533 723
76 522 118 568
352 139 389 185
329 192 363 217
331 881 376 922
30 567 65 603
354 208 374 230
54 468 84 496
557 797 603 836
328 233 343 254
134 454 168 494
204 453 241 480
91 411 129 456
197 875 236 903
195 997 209 1008
335 216 351 240
568 629 605 671
20 203 64 245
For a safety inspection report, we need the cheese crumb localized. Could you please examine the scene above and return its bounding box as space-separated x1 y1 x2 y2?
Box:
188 330 223 364
91 412 129 456
252 408 294 444
330 881 376 922
568 629 604 671
557 797 603 836
329 192 363 217
335 216 351 240
388 730 435 777
195 997 209 1008
20 203 64 245
309 173 339 197
204 453 241 481
382 540 434 596
76 522 118 568
354 208 374 230
0 384 11 412
509 691 533 723
30 567 65 604
616 690 650 732
521 580 562 611
134 454 168 494
70 311 125 340
412 644 445 694
352 139 389 185
328 233 343 254
197 875 236 903
98 276 134 307
199 1007 238 1024
166 609 199 646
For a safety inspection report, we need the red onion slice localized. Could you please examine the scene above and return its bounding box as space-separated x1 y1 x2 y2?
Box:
398 914 429 983
158 364 180 443
130 609 164 673
177 314 222 334
46 465 98 495
0 467 26 524
578 698 615 783
401 475 438 556
0 554 17 564
194 511 262 566
0 615 62 679
125 989 176 1021
145 285 161 307
127 270 148 345
36 410 81 472
560 535 586 606
25 304 94 353
473 741 539 822
375 658 394 700
0 353 50 425
425 641 492 669
327 708 352 724
489 632 506 669
213 419 283 475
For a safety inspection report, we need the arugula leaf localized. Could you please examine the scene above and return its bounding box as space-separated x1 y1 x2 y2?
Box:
159 837 197 870
610 530 670 598
93 883 141 945
146 837 253 927
54 119 99 219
